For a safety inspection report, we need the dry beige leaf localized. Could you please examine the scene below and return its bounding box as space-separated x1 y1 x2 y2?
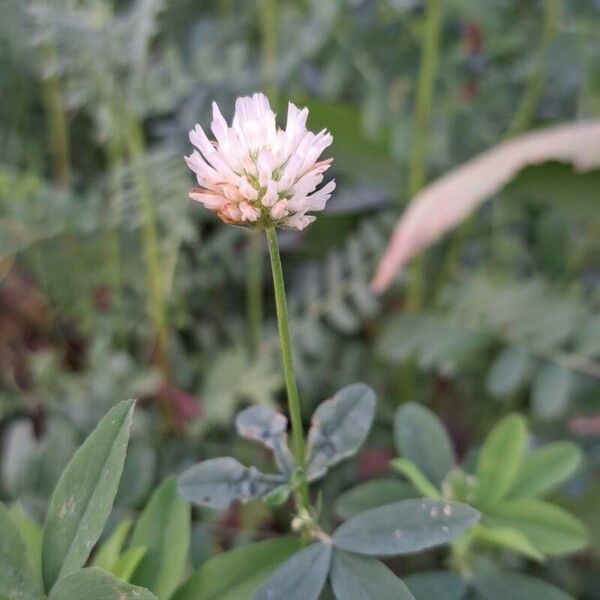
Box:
371 121 600 293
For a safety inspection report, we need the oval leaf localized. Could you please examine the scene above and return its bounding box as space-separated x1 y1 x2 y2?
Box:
0 501 44 600
178 457 284 509
474 414 527 508
531 364 572 420
42 400 135 590
48 567 158 600
307 384 376 481
330 550 414 599
485 347 532 398
394 403 455 487
333 499 480 556
129 477 190 599
485 499 588 556
473 568 574 600
509 442 582 499
335 479 417 520
173 537 301 600
253 543 332 600
404 571 467 600
235 406 295 476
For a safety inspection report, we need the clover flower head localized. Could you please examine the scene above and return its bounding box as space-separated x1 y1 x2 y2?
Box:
185 93 335 230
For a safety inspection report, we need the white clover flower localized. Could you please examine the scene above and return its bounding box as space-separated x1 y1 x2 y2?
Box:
185 93 335 230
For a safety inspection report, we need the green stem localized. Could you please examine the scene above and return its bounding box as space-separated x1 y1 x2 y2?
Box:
406 0 444 312
400 0 444 401
105 122 126 341
126 113 170 380
265 226 310 511
40 41 70 188
506 0 563 137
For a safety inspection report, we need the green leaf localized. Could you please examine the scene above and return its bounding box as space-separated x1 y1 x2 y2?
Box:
235 405 295 476
391 459 442 499
253 543 332 600
333 499 480 556
263 485 292 507
473 568 574 600
485 347 532 398
113 546 147 582
510 442 582 499
93 520 133 573
178 457 284 509
172 537 301 600
48 567 158 600
9 503 43 575
129 477 190 600
42 400 135 590
307 384 376 481
0 500 45 600
394 403 455 487
474 414 527 508
403 571 467 600
531 364 572 421
485 499 588 556
473 525 544 562
330 550 414 599
334 479 417 520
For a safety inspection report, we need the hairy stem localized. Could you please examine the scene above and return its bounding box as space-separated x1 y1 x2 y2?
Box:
265 226 310 511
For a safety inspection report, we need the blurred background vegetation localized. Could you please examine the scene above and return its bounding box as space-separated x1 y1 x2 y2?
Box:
0 0 599 596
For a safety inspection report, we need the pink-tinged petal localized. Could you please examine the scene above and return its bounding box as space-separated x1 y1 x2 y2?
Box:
185 152 221 187
189 124 214 156
211 102 230 146
261 180 279 207
299 157 333 179
239 176 259 200
292 170 324 199
270 199 289 220
300 130 333 170
278 153 303 190
218 202 243 224
257 149 275 187
239 201 261 222
284 213 315 231
189 188 226 209
304 179 336 211
219 182 244 202
286 102 309 136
